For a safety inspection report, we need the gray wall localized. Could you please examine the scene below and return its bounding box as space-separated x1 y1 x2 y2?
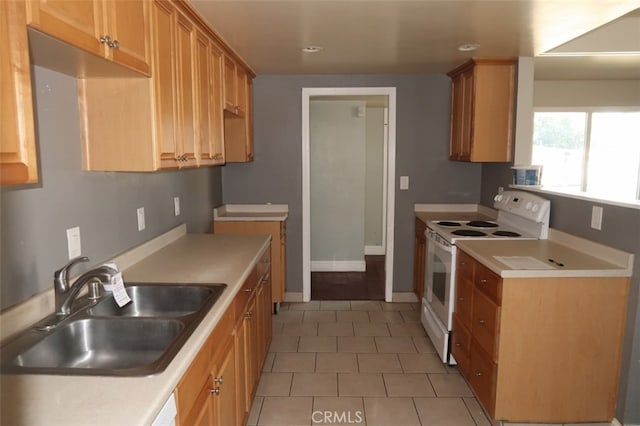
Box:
481 163 640 425
0 66 222 311
310 100 366 264
222 74 482 293
365 107 385 248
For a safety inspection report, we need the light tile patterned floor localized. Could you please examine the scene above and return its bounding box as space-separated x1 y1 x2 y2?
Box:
247 301 612 426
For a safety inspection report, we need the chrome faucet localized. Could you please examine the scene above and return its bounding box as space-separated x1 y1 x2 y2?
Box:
54 257 118 316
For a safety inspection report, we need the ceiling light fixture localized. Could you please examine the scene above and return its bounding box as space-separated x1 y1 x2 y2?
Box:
302 46 323 53
458 43 480 52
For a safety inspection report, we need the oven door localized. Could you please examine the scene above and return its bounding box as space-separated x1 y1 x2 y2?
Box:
425 229 453 329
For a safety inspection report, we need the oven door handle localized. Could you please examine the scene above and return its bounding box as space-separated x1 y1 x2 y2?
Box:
426 229 452 253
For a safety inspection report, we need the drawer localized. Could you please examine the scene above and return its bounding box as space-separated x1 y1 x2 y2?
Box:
475 262 502 304
456 249 474 282
451 314 471 379
472 288 500 360
454 276 473 329
469 342 497 418
235 267 258 318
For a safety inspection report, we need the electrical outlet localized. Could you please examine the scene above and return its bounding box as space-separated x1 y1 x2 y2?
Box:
66 226 82 259
591 206 603 230
137 207 146 231
174 196 181 216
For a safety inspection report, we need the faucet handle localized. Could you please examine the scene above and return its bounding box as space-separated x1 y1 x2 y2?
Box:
54 256 90 291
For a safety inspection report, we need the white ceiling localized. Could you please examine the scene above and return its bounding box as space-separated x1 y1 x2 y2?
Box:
189 1 640 79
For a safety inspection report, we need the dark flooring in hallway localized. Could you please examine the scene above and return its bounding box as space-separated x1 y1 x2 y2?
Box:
311 255 385 300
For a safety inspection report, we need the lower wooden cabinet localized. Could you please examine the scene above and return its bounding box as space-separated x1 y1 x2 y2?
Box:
453 248 630 423
214 220 286 310
175 247 271 426
413 218 427 301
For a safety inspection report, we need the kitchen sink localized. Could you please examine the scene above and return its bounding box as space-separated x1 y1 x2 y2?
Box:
87 284 226 318
0 283 227 376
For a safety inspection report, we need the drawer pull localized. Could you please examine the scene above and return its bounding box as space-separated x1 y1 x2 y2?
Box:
455 343 461 347
478 319 486 325
474 372 482 377
210 387 220 395
244 288 252 292
479 279 488 284
214 376 223 384
458 297 464 301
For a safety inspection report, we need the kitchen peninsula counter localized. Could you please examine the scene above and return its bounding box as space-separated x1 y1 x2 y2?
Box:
456 234 634 278
0 228 270 426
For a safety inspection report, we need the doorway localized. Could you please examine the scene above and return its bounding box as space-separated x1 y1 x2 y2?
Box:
301 87 397 302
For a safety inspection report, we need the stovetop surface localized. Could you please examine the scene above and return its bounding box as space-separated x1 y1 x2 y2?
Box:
426 219 537 242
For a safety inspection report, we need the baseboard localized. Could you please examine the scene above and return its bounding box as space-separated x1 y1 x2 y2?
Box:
284 292 303 302
392 292 418 302
311 260 366 272
364 245 385 255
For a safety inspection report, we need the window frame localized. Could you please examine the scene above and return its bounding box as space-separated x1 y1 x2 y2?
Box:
521 106 640 210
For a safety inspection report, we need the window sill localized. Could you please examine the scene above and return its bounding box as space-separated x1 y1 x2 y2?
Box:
509 185 640 210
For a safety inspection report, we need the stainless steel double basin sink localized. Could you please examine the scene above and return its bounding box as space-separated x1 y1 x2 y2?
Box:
0 283 226 376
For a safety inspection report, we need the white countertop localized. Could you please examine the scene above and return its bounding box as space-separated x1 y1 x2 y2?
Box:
0 232 270 426
214 204 289 221
456 238 633 278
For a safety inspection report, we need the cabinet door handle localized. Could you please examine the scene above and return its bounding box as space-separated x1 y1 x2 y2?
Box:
474 372 482 377
244 288 252 292
458 297 464 301
99 35 112 45
111 39 119 49
479 279 488 284
454 342 461 347
478 319 486 325
210 387 220 395
214 376 223 384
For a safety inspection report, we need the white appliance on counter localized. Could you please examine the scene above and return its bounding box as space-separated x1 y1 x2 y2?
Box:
420 190 551 364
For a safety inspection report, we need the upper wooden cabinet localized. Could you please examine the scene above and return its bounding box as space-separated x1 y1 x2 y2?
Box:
447 58 516 163
25 0 151 75
1 0 38 186
224 74 254 163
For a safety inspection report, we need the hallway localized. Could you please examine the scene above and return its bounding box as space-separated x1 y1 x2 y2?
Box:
311 256 385 301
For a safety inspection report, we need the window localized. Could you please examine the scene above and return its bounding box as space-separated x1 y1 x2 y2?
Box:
532 110 640 203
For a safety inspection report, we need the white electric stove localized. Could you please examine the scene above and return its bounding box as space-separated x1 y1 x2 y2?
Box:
420 190 551 364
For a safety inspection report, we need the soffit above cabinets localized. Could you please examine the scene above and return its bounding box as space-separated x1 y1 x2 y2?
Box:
189 1 640 79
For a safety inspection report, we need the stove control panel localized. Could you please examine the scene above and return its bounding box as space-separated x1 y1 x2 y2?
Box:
494 190 550 223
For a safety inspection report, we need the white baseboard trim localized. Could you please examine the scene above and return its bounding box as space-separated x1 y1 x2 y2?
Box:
284 292 303 302
365 245 385 255
311 261 366 272
392 292 418 302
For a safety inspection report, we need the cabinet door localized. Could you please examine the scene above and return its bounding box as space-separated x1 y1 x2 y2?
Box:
1 0 38 186
209 42 226 165
223 55 237 113
413 218 427 300
458 70 474 160
26 0 104 57
212 343 237 426
235 66 247 117
150 0 179 169
245 295 258 411
234 313 248 424
104 0 150 75
194 30 213 166
175 12 197 168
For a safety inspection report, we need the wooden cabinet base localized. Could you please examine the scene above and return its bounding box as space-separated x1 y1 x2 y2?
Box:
453 249 630 423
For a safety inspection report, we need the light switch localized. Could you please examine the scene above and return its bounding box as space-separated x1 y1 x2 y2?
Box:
174 196 181 216
400 176 409 190
137 207 146 231
66 226 82 259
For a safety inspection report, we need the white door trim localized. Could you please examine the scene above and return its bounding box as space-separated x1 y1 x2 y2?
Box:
302 87 397 302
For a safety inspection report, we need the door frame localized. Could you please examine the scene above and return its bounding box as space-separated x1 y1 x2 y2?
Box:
301 87 397 302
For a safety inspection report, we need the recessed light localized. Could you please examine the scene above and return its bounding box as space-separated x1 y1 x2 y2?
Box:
302 46 323 53
458 43 480 52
